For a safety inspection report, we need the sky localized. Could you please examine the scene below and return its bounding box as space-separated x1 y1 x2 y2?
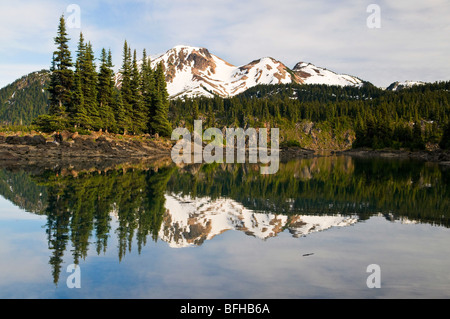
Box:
0 0 449 89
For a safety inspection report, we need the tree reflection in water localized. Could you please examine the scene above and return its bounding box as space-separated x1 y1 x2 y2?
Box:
0 155 448 285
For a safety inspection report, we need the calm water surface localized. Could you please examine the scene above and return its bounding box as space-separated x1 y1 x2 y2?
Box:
0 155 449 298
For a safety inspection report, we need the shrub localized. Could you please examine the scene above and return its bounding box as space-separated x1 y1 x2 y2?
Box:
31 115 69 133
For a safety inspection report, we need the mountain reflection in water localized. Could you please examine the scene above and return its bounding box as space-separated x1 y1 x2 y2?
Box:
0 155 449 285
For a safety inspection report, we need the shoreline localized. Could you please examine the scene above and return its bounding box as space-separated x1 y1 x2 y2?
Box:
1 132 450 168
335 148 450 165
0 131 173 171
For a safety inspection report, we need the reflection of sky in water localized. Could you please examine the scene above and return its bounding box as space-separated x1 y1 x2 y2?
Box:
0 197 50 298
1 194 450 299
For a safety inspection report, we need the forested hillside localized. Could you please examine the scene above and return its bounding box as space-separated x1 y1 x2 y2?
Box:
169 81 450 150
0 70 50 125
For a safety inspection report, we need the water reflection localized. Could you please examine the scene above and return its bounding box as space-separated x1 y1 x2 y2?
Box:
0 155 449 285
160 194 358 248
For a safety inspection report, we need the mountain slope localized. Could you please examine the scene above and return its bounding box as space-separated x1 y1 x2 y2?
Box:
292 62 363 86
386 80 426 91
148 45 364 99
0 70 50 125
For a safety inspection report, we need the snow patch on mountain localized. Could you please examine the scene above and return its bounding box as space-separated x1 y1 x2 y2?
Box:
386 80 427 91
292 62 363 86
146 45 364 99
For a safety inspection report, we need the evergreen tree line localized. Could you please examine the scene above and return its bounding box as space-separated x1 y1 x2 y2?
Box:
169 81 450 150
34 15 171 136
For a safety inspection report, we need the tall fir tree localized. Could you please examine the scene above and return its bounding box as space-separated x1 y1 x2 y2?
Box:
120 40 133 133
112 89 127 134
68 33 90 128
70 59 90 128
97 48 116 132
141 49 155 133
150 62 172 137
48 15 73 118
72 33 100 130
109 47 127 133
130 49 147 134
83 42 101 130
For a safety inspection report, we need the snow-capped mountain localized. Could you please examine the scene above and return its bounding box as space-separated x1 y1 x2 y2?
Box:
145 45 363 99
159 194 358 248
292 62 363 86
386 80 427 91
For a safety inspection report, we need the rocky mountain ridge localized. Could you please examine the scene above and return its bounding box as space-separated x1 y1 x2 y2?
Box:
145 45 364 98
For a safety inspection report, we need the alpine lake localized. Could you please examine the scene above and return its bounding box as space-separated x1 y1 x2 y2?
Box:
0 154 449 299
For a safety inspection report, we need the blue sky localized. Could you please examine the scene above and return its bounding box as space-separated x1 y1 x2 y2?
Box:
0 0 449 88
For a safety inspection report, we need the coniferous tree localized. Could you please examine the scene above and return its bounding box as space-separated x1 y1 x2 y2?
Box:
412 118 425 150
150 62 172 137
207 103 215 127
67 33 88 128
130 49 146 134
72 33 99 130
48 15 73 118
440 121 450 149
262 100 270 121
120 41 133 133
97 48 116 132
82 42 101 130
192 99 199 121
141 49 155 133
112 89 127 134
70 59 90 128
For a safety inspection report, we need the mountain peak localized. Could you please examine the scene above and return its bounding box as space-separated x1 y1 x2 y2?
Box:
292 61 362 86
293 61 312 69
171 44 206 51
386 80 426 91
132 45 365 98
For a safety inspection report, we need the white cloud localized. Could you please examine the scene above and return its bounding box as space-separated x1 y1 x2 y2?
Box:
0 64 48 89
1 0 449 88
134 0 450 86
0 1 63 54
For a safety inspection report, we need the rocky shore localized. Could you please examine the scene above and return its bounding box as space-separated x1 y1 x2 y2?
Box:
1 131 449 169
0 131 173 170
